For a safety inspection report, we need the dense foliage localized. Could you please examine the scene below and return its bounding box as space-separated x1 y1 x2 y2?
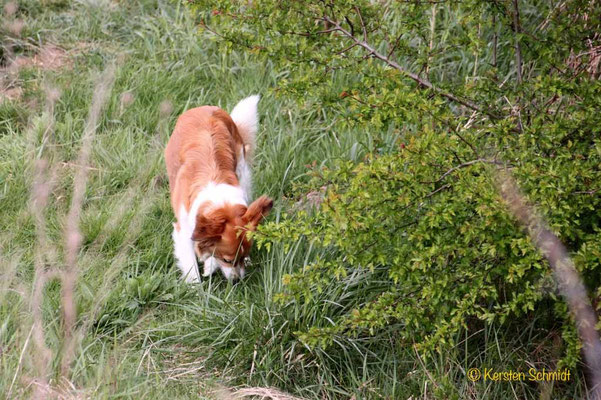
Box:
1 0 599 398
190 0 601 363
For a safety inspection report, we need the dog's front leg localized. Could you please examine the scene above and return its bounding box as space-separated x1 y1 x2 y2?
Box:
172 223 200 283
203 256 220 277
196 251 219 277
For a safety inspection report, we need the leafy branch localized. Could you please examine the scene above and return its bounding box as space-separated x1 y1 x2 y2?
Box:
318 12 500 119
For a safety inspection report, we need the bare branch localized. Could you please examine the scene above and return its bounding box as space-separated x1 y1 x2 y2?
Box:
336 42 359 55
387 32 403 59
572 188 600 195
283 27 339 37
344 15 355 37
425 183 451 198
422 159 506 184
321 15 499 118
354 6 367 42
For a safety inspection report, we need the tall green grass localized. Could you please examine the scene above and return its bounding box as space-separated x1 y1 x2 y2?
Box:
0 0 588 398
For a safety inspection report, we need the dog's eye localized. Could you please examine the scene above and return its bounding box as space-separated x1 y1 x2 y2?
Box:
222 258 234 264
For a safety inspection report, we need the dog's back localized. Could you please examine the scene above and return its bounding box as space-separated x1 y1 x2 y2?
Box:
164 106 246 213
165 96 267 283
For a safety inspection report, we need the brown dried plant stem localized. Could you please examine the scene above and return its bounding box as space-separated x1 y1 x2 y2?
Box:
24 84 62 400
29 159 55 400
61 64 116 378
497 172 601 398
233 387 306 400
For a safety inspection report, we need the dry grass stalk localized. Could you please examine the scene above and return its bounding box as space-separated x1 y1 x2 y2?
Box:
76 185 159 343
118 91 134 116
26 84 63 399
61 64 116 378
29 159 55 400
426 4 436 75
497 171 601 398
206 384 308 400
232 387 306 400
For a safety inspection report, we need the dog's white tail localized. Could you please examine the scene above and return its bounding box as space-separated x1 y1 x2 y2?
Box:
230 95 260 157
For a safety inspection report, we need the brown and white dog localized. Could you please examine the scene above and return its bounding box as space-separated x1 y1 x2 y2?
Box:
165 96 272 282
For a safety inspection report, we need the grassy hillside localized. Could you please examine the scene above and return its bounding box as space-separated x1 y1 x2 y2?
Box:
0 0 592 399
0 0 377 398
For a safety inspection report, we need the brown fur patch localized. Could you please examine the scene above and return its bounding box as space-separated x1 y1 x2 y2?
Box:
165 103 272 272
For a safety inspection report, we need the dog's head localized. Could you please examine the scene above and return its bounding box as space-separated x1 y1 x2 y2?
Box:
192 195 273 275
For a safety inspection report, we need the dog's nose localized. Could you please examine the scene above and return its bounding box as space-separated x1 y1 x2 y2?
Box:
229 265 247 282
220 265 239 282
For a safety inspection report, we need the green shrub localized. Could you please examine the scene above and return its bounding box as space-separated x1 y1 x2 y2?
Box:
189 0 601 363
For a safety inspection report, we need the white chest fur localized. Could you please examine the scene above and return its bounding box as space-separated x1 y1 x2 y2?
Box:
172 182 247 282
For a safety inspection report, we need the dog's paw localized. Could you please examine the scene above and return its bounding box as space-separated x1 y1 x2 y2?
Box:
221 265 242 282
184 273 200 283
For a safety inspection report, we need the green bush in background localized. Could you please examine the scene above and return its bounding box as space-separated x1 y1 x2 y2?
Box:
2 0 599 397
190 0 601 368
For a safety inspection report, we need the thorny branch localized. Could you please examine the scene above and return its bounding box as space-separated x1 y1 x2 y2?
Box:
422 159 507 184
320 13 500 119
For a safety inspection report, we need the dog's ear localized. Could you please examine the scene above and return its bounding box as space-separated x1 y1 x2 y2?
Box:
243 195 273 230
192 210 227 247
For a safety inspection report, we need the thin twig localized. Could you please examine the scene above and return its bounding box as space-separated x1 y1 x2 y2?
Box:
572 188 600 195
413 344 441 389
387 32 403 59
426 183 451 198
7 326 34 400
344 15 355 37
354 6 367 42
336 42 359 55
453 125 479 157
321 15 498 118
59 161 105 172
423 159 506 184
